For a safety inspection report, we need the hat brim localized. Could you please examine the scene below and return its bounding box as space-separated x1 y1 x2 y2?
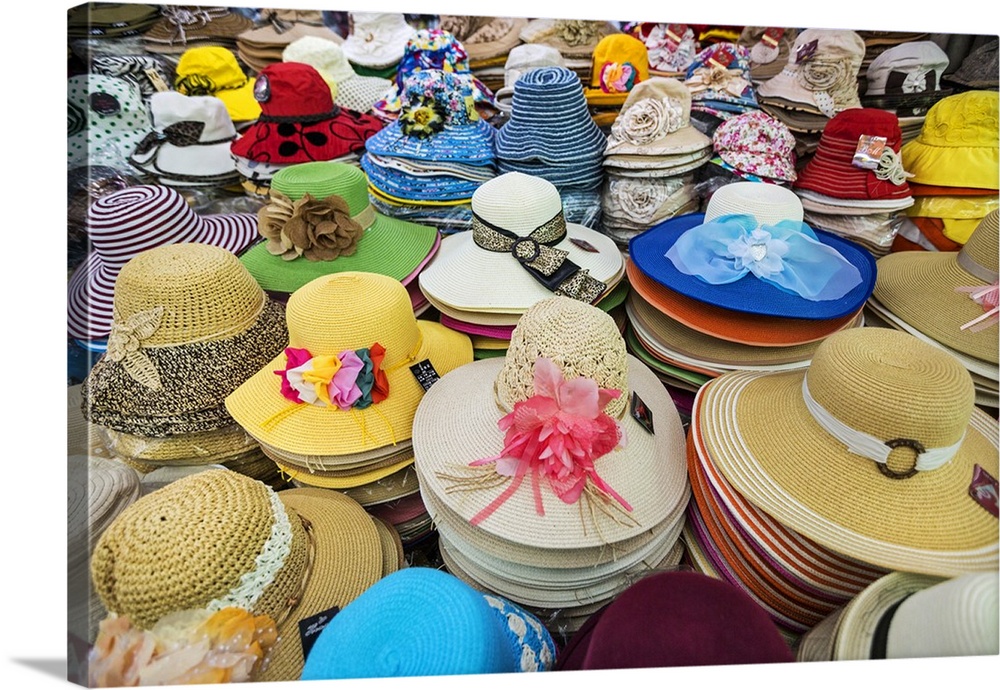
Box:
272 456 414 490
230 108 383 164
900 138 1000 190
604 125 712 158
364 119 497 165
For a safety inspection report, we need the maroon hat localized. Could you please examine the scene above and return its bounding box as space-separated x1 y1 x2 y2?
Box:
794 108 913 205
229 62 383 164
556 571 795 670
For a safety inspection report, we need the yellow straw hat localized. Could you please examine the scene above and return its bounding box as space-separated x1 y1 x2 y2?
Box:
699 327 999 577
225 272 473 456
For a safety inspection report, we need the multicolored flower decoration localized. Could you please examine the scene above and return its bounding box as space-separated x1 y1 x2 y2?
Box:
599 61 638 94
274 344 389 410
399 95 447 138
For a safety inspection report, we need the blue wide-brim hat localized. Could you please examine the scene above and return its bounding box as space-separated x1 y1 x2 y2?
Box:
300 567 557 678
365 117 496 165
495 66 607 165
362 154 486 201
629 183 876 320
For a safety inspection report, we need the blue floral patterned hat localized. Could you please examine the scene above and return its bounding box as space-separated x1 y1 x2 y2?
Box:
684 42 759 114
364 69 497 166
300 567 557 679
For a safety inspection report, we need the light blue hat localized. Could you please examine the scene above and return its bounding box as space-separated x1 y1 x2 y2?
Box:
300 567 557 679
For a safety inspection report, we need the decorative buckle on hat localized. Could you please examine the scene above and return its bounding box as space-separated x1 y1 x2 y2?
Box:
878 438 924 480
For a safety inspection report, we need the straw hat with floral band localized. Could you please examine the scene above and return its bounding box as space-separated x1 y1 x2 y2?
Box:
143 5 253 54
229 62 384 167
81 242 288 439
67 74 153 168
239 162 439 295
282 36 392 115
711 110 798 183
417 172 623 313
90 468 386 682
629 182 876 321
872 210 999 366
226 271 472 458
700 326 999 577
67 185 258 342
413 295 688 553
603 77 712 159
174 46 261 124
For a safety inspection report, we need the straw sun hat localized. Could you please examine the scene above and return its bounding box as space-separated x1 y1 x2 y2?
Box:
699 326 999 577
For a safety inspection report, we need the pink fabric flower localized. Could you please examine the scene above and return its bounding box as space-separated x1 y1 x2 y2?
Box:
274 347 313 403
330 350 366 410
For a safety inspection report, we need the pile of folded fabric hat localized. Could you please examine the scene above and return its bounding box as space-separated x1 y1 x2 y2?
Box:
703 109 798 192
583 33 650 127
229 61 384 197
418 172 626 356
235 8 344 73
757 28 866 157
67 74 153 170
492 43 567 115
861 40 952 144
174 46 261 129
142 5 253 56
80 242 289 485
625 183 875 427
239 161 440 316
413 296 691 638
738 27 799 85
517 18 620 82
437 15 529 94
683 41 760 136
362 69 497 234
224 271 472 528
633 22 700 78
68 2 161 40
793 108 916 257
282 36 393 115
600 77 712 246
867 211 999 410
341 12 417 79
893 90 1000 252
494 66 608 228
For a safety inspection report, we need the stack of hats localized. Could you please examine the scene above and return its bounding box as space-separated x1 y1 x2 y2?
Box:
224 272 473 505
341 12 417 78
142 5 253 55
757 28 866 157
583 33 650 127
494 66 607 228
868 211 999 409
80 243 289 482
625 183 875 411
235 8 344 73
856 30 931 93
174 46 261 128
861 40 953 143
738 27 799 84
634 23 700 78
282 36 392 115
894 90 1000 252
67 74 153 169
600 77 712 246
412 296 691 635
517 18 619 82
301 568 556 678
229 62 384 196
365 489 435 551
793 108 916 258
683 42 760 135
797 571 1000 662
68 2 160 40
128 91 241 189
705 109 798 188
945 37 999 91
418 172 626 347
362 70 497 234
438 15 530 93
239 161 440 316
89 469 401 682
492 44 567 114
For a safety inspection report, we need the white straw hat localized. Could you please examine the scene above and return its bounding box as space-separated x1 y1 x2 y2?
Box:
342 13 416 69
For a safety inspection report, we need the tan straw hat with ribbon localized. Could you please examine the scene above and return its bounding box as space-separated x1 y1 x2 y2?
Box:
872 209 999 365
90 469 386 682
699 326 999 577
225 272 473 457
413 296 689 552
82 243 288 440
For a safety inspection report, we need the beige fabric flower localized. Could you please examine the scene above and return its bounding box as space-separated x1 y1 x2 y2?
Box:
611 178 671 224
554 20 600 47
258 191 365 262
257 191 298 261
611 96 684 148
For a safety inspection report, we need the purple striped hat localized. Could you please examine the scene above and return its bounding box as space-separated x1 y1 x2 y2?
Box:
67 185 258 341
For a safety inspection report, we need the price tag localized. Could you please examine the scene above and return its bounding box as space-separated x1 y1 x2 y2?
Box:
853 134 887 170
630 391 654 435
410 359 441 392
796 39 819 63
298 606 340 661
144 68 169 92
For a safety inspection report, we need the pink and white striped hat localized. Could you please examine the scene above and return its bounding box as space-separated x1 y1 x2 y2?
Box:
67 185 258 341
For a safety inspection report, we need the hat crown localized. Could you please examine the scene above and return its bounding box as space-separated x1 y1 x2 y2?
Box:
471 172 562 236
270 162 369 212
349 12 409 34
959 210 1000 275
915 90 999 148
713 110 795 155
591 33 650 75
503 44 565 86
90 469 309 631
704 181 804 225
806 328 974 451
68 73 146 116
282 36 355 84
496 296 629 418
256 62 334 117
285 273 420 369
402 28 469 71
822 107 903 149
175 46 246 89
618 76 692 117
149 91 237 141
87 185 203 263
865 41 949 95
789 28 865 64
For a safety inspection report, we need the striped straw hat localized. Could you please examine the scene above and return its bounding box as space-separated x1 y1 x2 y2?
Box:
67 185 257 341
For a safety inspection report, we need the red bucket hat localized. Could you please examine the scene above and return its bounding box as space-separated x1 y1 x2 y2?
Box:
794 108 913 208
230 62 384 164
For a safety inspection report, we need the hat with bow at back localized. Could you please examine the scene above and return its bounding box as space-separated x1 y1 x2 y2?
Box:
174 46 261 124
341 12 417 70
282 36 392 114
629 182 876 321
67 185 258 341
67 74 153 168
863 41 952 114
583 34 650 108
229 62 384 166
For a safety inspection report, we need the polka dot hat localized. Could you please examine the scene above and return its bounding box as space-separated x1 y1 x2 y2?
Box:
68 74 153 168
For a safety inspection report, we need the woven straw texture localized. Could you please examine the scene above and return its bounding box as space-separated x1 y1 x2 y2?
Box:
795 607 845 661
97 422 259 464
261 438 414 472
226 272 473 456
271 455 414 490
701 328 999 576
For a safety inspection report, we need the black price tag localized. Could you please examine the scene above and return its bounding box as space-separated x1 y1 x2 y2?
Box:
298 606 340 661
630 391 654 435
410 359 441 392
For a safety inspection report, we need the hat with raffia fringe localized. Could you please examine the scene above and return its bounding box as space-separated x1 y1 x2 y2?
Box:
699 326 1000 577
413 296 688 552
225 272 473 458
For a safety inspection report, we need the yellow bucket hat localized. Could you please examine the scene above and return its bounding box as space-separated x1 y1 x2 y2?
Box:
175 46 261 123
225 272 473 457
584 34 650 107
